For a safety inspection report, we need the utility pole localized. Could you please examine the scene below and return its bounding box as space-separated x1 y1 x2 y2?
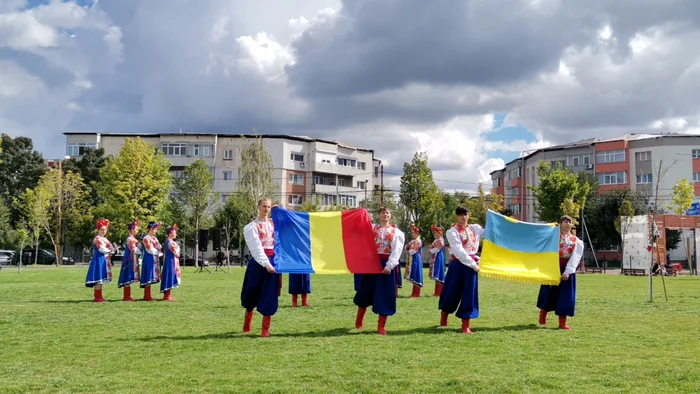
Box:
380 164 384 206
364 178 368 208
56 159 62 267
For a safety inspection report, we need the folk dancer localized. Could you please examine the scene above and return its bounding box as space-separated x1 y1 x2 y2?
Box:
161 224 182 301
241 198 280 337
289 273 311 307
85 218 115 302
404 223 424 298
140 222 162 301
428 225 446 297
118 219 141 302
438 206 484 334
353 206 405 335
537 215 583 330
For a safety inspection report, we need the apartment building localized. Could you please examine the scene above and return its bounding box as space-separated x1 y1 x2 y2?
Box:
64 132 380 210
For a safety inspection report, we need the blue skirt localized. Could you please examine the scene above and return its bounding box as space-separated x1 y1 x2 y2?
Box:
430 251 446 283
353 259 396 316
85 252 111 288
354 274 362 292
438 259 479 319
537 266 576 316
405 253 424 287
160 246 181 293
394 264 402 288
140 253 160 288
118 250 139 288
288 273 311 294
241 257 280 316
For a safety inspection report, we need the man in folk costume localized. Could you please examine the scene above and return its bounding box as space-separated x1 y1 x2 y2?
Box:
404 223 424 298
353 206 405 335
428 225 446 297
537 215 583 330
118 219 141 302
241 197 280 338
438 206 485 334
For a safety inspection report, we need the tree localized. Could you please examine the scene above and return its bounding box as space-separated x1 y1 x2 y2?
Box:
669 178 695 273
15 226 28 273
0 198 17 249
214 195 251 265
614 200 636 261
96 137 172 242
666 229 682 251
0 135 47 225
237 135 278 218
399 152 445 235
528 160 589 225
63 147 107 206
14 188 50 265
465 184 504 227
585 188 649 251
171 159 219 267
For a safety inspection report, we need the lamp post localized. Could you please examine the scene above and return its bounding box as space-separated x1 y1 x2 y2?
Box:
519 148 543 221
364 178 368 208
55 155 70 266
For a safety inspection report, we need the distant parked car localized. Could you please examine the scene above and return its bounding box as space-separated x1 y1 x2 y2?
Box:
11 248 74 265
0 250 15 265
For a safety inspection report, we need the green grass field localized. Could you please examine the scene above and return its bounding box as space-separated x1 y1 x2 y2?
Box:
1 267 699 393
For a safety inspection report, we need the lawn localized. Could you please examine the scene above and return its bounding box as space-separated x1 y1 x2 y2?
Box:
1 267 699 393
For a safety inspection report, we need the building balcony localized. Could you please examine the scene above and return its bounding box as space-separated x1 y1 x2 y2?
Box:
308 161 365 176
312 184 362 194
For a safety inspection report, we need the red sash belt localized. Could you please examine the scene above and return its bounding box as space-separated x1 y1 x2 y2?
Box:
378 253 390 261
559 257 569 266
264 249 275 257
451 254 479 263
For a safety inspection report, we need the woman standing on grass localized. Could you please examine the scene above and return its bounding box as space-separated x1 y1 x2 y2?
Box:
118 219 141 302
140 222 162 301
428 225 446 297
85 218 115 303
404 224 424 298
160 224 181 301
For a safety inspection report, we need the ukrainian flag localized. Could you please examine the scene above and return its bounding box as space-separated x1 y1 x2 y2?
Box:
271 207 383 274
479 210 561 285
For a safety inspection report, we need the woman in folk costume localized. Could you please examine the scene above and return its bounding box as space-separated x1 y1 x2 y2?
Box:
428 225 446 297
161 224 182 301
403 223 424 298
140 222 162 302
438 206 484 334
118 219 141 302
288 273 311 307
86 218 116 302
241 197 280 338
353 206 405 335
537 215 583 330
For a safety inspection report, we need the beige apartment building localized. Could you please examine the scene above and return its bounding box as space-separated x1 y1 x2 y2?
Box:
64 132 382 210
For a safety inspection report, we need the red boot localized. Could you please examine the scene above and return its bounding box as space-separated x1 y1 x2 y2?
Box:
461 318 473 334
94 289 105 303
143 286 154 302
355 307 367 329
440 311 449 327
163 289 174 301
261 316 271 337
539 310 548 326
409 285 421 298
377 315 388 336
123 286 135 302
301 294 309 307
434 282 443 297
292 294 298 308
243 310 254 333
558 315 571 330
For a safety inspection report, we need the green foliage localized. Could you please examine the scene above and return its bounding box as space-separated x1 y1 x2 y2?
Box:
214 194 251 251
171 160 219 254
528 160 590 225
614 200 636 235
96 137 172 241
62 147 107 206
399 152 445 236
237 134 278 219
665 229 682 251
0 198 18 249
669 178 694 216
13 187 50 263
586 188 649 250
0 134 47 225
465 184 504 227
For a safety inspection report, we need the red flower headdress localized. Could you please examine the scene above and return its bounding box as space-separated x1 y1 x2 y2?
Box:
166 224 178 235
127 219 139 231
410 223 421 234
431 224 443 235
95 218 110 229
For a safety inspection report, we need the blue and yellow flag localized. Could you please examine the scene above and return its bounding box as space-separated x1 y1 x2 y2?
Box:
479 210 561 285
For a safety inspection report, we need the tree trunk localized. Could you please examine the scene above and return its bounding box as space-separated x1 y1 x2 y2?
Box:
195 216 200 267
34 239 39 265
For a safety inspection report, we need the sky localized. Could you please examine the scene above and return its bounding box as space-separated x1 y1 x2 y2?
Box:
1 0 699 193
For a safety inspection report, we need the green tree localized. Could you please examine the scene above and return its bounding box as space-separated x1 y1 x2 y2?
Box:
614 200 636 260
238 135 278 218
0 135 47 225
465 184 504 227
96 137 172 241
666 229 682 251
399 152 445 235
14 187 50 265
63 147 107 206
15 226 28 273
669 178 695 273
299 196 323 212
528 160 590 225
171 159 219 266
0 198 18 249
214 194 251 264
586 188 649 251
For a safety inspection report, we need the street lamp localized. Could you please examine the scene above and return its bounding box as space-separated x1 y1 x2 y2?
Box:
56 155 70 266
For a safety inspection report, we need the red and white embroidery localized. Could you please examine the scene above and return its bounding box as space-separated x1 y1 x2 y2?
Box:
256 219 275 249
455 225 478 255
373 224 396 254
559 233 578 258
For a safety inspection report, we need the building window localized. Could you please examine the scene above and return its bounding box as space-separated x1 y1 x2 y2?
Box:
66 142 97 156
171 170 185 179
550 160 565 170
291 153 304 162
598 171 627 185
223 171 233 181
192 145 200 156
202 145 211 157
567 154 591 167
339 195 356 207
492 177 501 187
508 204 521 215
693 149 700 159
357 161 366 170
289 174 304 185
693 173 700 182
374 166 379 177
162 143 187 156
636 174 652 184
221 194 228 203
288 195 303 205
596 149 625 164
338 179 346 187
507 167 521 180
320 194 337 206
313 176 325 185
357 181 366 190
224 149 233 160
337 158 356 167
635 151 651 161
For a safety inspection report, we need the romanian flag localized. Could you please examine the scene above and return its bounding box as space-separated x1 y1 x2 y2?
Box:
271 207 383 274
479 210 561 285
